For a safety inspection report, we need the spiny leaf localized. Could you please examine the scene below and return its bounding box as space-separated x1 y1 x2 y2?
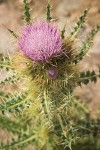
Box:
62 126 77 150
0 90 12 101
78 69 100 86
73 98 89 114
7 28 17 38
61 23 66 39
42 89 55 124
74 118 100 150
23 0 31 23
0 55 12 71
77 118 100 137
0 135 31 150
0 90 6 97
70 9 88 39
46 2 52 22
0 115 23 134
74 25 100 63
0 92 33 114
0 75 20 85
0 129 35 150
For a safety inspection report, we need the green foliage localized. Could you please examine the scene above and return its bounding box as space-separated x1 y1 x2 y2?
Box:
74 25 100 63
73 118 100 150
0 75 20 85
23 0 31 23
0 55 12 71
0 129 35 150
70 9 88 39
0 115 24 134
78 69 100 85
0 90 12 102
74 137 100 150
0 92 31 114
46 3 52 22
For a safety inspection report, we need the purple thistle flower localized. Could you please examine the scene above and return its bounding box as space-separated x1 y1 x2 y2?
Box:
18 22 62 62
47 68 58 78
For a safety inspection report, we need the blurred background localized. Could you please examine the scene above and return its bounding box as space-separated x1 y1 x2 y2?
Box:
0 0 100 115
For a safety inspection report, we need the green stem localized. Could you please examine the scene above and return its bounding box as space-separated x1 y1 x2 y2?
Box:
43 89 52 122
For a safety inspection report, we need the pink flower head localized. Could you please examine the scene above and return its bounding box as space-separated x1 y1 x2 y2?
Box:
18 22 62 62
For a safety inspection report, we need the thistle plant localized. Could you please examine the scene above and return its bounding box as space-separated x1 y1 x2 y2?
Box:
0 1 100 150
